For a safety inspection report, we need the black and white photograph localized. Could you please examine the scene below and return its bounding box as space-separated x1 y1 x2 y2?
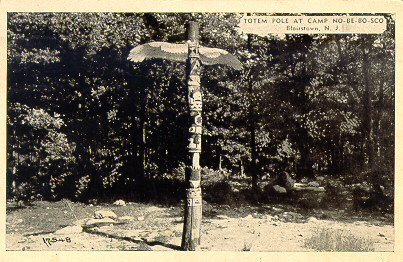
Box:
5 10 396 253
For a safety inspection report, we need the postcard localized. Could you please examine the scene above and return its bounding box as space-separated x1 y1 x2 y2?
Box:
1 1 402 261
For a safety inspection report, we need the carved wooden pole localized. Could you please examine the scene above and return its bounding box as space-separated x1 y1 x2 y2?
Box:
128 20 241 251
181 21 203 251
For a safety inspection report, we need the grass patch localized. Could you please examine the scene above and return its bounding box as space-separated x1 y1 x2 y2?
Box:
305 228 375 252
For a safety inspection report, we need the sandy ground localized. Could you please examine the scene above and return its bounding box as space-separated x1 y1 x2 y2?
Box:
6 203 393 251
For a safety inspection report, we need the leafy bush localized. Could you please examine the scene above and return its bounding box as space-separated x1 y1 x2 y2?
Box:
201 167 230 187
13 182 39 204
305 228 375 251
163 162 186 182
7 103 75 201
321 182 346 209
203 181 234 204
75 175 91 200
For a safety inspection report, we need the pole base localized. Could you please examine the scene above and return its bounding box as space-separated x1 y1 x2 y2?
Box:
181 188 202 251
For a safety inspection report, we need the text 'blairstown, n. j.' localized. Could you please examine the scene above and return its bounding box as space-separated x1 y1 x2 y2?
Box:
238 15 388 35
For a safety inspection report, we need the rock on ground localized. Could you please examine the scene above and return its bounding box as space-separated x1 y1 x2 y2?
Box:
113 200 126 206
273 185 287 194
85 217 117 227
94 209 117 219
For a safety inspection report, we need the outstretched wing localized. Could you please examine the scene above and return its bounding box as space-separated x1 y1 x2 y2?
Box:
199 46 242 70
128 42 242 70
128 42 188 63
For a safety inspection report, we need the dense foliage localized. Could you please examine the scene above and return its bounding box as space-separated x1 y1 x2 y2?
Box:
7 13 394 204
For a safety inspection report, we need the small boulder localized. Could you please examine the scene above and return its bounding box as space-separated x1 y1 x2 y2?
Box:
264 172 294 196
94 209 117 219
264 184 288 195
113 200 126 206
275 172 295 192
306 217 319 223
272 185 287 194
85 217 117 227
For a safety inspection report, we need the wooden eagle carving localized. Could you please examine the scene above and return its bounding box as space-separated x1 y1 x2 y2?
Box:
128 41 242 70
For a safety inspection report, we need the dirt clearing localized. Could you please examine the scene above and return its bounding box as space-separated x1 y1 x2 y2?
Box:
6 200 393 251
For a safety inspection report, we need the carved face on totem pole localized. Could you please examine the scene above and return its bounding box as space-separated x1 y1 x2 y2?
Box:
187 41 203 155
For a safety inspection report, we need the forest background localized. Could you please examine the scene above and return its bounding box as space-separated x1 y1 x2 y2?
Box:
6 13 395 209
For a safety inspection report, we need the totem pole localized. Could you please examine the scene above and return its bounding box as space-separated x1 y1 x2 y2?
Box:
128 21 241 251
182 22 203 250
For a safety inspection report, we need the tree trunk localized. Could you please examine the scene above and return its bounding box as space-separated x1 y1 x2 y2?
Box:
374 44 386 159
11 129 17 195
241 159 244 177
296 127 314 179
181 21 202 251
247 34 258 191
138 72 148 181
361 43 375 169
219 154 222 171
375 79 384 158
